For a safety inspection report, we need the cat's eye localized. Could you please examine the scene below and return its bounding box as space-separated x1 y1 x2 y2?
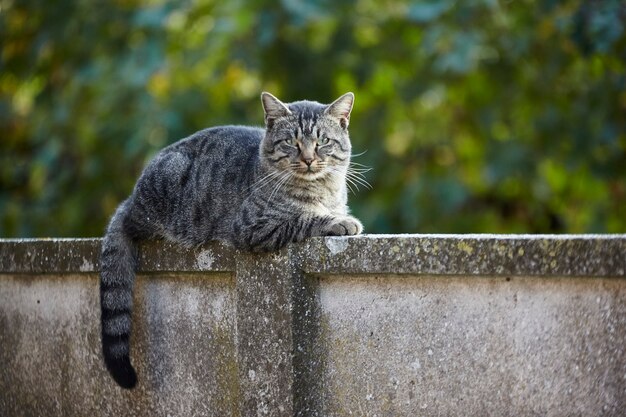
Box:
320 137 331 145
285 138 295 146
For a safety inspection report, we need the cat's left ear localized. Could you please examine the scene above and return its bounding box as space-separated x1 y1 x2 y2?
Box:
261 92 292 129
325 92 354 130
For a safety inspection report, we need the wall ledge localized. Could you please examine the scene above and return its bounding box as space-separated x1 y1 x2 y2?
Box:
1 234 624 277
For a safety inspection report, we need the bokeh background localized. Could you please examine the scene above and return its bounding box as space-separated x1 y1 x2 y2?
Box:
1 0 625 237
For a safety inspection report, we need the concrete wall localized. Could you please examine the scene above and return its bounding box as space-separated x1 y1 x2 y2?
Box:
0 235 624 416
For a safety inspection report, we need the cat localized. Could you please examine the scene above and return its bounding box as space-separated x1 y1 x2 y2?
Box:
100 92 364 389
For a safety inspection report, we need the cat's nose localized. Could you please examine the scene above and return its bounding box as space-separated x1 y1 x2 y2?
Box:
303 158 314 166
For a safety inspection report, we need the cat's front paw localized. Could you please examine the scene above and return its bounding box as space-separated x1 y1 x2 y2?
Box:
326 216 363 236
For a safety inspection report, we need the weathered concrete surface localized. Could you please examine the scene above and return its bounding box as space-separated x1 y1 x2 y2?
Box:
300 274 626 416
235 250 295 416
0 235 625 417
0 239 235 273
2 235 624 276
0 273 239 416
302 234 626 276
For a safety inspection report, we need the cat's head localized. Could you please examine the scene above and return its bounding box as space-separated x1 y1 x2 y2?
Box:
260 92 354 181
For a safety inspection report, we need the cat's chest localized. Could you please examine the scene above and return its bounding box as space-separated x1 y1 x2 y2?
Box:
303 201 344 217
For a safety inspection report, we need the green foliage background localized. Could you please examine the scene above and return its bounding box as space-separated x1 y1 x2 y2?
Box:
1 0 625 237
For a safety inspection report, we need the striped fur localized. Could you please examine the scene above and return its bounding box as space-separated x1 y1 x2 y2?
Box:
100 92 362 388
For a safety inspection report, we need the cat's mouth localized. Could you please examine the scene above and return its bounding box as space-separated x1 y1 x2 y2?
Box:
289 161 325 177
292 167 326 181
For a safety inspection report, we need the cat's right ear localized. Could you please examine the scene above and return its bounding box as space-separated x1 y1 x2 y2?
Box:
325 92 354 130
261 92 292 129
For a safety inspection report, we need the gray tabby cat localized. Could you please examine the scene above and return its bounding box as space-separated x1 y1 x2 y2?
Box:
100 92 363 389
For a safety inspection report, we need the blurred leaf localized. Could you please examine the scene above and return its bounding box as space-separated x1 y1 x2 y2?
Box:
407 0 454 23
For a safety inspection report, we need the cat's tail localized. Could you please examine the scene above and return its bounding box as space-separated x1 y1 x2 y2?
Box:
100 199 138 389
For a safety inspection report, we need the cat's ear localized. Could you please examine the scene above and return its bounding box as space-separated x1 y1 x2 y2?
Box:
325 92 354 130
261 92 292 129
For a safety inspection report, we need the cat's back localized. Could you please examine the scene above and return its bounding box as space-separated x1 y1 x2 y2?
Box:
139 124 265 193
166 125 265 158
131 125 266 244
144 125 264 189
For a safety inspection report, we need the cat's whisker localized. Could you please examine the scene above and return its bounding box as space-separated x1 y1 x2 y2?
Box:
347 167 372 174
346 166 371 176
348 178 369 188
344 174 363 193
343 177 358 195
334 166 372 191
324 166 363 195
348 162 372 173
346 172 372 183
268 171 294 203
349 161 370 167
251 168 296 196
346 172 372 190
251 174 282 192
248 170 286 193
265 176 287 203
268 174 293 201
249 169 283 188
350 150 368 158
